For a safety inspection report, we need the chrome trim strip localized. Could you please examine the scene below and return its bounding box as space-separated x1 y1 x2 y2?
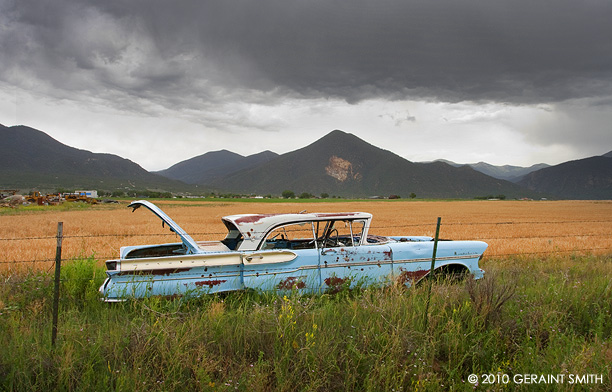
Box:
110 254 481 284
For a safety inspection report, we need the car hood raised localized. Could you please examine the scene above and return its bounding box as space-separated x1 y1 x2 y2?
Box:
127 200 201 254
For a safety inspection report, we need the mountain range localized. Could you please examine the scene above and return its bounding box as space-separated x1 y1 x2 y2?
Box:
437 160 551 182
518 156 612 200
1 124 610 199
0 124 190 192
156 150 279 184
196 130 532 199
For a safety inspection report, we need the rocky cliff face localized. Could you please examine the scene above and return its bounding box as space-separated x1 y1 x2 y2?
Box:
325 156 362 182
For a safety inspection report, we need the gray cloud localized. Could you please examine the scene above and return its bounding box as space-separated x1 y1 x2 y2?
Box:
519 98 612 155
2 0 612 109
1 0 610 170
379 111 416 126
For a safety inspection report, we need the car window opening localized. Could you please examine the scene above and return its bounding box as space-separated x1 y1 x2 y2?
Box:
221 221 244 250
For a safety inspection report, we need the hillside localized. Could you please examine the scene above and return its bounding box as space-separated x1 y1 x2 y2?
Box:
157 150 278 184
5 123 606 199
207 130 535 198
518 155 612 199
437 159 549 182
469 162 550 182
0 124 191 192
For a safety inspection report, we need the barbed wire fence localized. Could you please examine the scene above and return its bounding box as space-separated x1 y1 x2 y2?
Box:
2 218 610 346
1 219 611 265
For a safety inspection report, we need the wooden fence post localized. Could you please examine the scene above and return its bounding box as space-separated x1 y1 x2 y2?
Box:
51 222 63 347
424 217 441 329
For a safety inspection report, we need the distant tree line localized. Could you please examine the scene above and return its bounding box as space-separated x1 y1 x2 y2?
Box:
45 188 423 200
474 195 507 200
281 190 417 200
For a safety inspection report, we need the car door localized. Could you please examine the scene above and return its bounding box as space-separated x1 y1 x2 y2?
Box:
242 222 320 292
319 220 393 292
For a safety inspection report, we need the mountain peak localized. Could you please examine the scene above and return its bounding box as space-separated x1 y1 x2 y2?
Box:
308 130 382 154
0 125 184 190
205 129 532 198
157 149 280 184
328 129 349 136
315 129 356 144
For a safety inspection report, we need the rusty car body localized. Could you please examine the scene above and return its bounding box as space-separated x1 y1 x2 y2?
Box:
99 200 487 300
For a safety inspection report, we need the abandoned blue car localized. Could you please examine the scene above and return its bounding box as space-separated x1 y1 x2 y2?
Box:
99 200 487 300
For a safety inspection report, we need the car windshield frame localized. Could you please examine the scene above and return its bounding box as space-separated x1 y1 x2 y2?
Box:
257 218 368 251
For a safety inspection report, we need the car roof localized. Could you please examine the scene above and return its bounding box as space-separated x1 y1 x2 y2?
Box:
222 212 372 241
127 200 373 252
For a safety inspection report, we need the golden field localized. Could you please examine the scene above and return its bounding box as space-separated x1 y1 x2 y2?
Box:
1 200 611 272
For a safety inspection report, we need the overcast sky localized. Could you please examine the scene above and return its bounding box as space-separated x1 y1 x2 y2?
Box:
1 0 611 171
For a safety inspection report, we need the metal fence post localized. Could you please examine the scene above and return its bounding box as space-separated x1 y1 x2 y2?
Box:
424 217 441 329
51 222 63 347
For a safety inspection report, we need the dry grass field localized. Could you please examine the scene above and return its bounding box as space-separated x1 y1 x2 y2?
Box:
2 200 612 391
1 200 611 272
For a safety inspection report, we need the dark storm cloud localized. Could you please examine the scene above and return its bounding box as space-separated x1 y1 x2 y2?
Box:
2 0 612 107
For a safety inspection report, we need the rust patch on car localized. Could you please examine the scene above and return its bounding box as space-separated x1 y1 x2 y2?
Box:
233 214 277 224
324 276 346 286
195 280 227 288
324 276 347 293
117 268 193 276
396 269 429 285
277 277 306 290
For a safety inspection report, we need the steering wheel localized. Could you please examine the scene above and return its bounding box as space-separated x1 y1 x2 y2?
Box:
323 228 340 247
271 233 286 241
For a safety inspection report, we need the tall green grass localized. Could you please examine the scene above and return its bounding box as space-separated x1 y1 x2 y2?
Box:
0 202 104 216
1 254 610 391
